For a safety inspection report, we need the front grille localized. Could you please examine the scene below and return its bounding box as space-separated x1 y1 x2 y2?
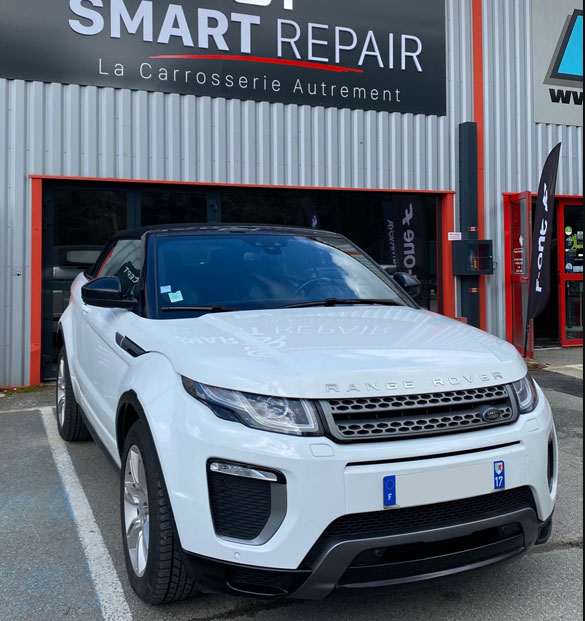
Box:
303 486 535 567
208 471 271 541
320 385 517 442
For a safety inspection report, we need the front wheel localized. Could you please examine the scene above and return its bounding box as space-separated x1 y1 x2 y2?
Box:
121 419 198 604
56 348 91 442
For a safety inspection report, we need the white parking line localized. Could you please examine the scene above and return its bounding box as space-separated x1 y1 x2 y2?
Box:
40 407 133 621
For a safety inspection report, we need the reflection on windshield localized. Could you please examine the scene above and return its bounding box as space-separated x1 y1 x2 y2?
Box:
154 233 406 317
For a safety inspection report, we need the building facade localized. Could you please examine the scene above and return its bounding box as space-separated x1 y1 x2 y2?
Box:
0 0 582 387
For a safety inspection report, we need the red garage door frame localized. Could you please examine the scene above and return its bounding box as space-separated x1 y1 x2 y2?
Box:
28 174 457 387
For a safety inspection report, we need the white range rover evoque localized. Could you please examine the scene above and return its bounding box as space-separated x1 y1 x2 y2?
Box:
57 224 557 604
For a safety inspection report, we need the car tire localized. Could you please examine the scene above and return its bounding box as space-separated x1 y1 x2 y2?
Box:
56 347 91 442
121 419 198 605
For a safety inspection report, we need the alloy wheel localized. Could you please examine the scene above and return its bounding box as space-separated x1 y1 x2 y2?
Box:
123 445 150 577
57 357 67 428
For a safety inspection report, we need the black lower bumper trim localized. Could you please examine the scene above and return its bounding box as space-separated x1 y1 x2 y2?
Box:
182 507 552 600
181 552 310 598
292 507 541 599
536 515 554 545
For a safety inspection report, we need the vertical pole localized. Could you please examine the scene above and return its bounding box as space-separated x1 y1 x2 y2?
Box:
459 122 480 328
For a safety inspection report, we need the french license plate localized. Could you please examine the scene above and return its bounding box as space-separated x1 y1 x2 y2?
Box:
494 461 506 489
383 475 397 508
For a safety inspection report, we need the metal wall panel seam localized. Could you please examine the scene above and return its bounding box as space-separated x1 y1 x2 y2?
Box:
46 83 63 176
389 114 399 189
24 83 45 384
401 114 413 190
336 108 348 189
241 100 255 185
225 99 237 184
272 103 286 185
0 80 7 380
132 90 148 180
8 80 27 380
377 112 389 190
446 0 457 192
297 105 309 187
503 0 513 193
64 85 80 177
100 88 116 179
257 101 269 186
352 109 365 189
196 96 212 183
522 0 533 193
81 86 98 177
117 89 133 180
310 106 324 188
364 110 375 189
325 107 338 188
514 0 524 191
285 104 298 187
212 97 226 184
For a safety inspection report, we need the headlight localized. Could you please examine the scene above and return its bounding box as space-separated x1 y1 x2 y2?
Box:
182 378 322 436
512 374 539 414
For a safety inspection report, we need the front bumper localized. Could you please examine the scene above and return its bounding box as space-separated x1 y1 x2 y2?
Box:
146 383 557 588
181 503 553 599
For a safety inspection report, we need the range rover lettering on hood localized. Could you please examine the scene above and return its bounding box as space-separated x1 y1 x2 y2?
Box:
325 372 504 394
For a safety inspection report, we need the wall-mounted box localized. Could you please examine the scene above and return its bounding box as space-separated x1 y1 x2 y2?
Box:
452 240 494 276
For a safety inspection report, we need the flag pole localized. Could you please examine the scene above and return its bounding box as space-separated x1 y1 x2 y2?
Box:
525 143 562 359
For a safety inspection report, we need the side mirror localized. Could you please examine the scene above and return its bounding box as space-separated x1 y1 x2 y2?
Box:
81 277 136 310
393 272 422 298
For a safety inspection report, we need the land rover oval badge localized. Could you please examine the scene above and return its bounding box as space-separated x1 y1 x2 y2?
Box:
483 408 502 422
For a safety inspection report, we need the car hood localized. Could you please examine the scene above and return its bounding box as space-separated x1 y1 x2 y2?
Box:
127 306 526 398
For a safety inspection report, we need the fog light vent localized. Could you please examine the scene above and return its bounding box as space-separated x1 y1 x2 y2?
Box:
207 460 286 544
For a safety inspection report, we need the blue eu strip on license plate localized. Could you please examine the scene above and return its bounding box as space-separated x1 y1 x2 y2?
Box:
383 475 397 507
494 461 505 489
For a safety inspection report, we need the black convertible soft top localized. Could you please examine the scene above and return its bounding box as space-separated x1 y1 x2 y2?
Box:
110 223 342 241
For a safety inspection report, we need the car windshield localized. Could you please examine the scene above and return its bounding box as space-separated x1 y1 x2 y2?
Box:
153 232 409 317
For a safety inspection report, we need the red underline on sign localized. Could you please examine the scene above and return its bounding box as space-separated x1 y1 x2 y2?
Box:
149 54 364 74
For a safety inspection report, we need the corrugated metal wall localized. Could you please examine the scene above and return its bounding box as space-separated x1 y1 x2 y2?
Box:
481 0 583 338
0 0 481 387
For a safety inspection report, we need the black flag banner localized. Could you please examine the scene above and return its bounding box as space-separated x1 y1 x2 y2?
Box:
382 195 428 304
527 142 561 321
527 143 562 324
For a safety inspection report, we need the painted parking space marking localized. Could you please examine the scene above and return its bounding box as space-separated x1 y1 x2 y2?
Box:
40 407 133 621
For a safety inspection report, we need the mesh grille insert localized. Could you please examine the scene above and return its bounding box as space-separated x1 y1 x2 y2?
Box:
208 472 271 541
321 385 517 441
303 486 535 567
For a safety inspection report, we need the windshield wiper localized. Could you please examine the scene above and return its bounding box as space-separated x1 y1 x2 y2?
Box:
161 306 236 313
283 298 403 309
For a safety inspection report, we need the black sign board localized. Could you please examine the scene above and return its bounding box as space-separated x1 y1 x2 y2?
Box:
0 0 446 115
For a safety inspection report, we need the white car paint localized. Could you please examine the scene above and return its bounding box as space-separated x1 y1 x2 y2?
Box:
123 304 525 399
60 268 557 575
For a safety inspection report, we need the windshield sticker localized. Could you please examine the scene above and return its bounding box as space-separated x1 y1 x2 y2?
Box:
160 285 172 294
168 291 184 303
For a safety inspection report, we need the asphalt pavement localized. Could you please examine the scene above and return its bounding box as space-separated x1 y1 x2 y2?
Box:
0 348 582 621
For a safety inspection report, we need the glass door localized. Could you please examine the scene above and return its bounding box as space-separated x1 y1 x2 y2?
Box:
41 182 220 380
42 186 129 379
558 200 583 346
